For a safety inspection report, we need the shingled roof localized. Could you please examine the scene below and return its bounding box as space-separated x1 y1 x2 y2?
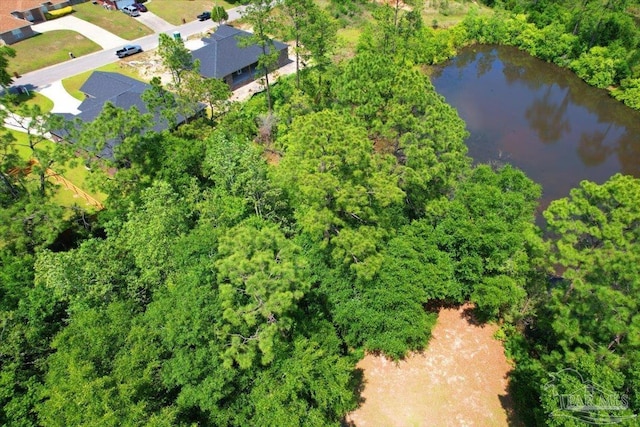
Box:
57 71 201 160
76 71 150 121
0 0 67 32
192 24 288 79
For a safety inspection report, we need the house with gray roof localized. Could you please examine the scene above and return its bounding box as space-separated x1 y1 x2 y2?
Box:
192 24 289 89
54 71 202 159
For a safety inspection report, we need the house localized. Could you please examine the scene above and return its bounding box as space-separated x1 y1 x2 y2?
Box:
54 71 203 159
191 24 289 89
0 1 87 45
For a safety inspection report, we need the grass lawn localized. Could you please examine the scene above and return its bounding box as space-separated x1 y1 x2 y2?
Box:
146 0 238 26
10 31 100 76
62 62 146 101
7 92 55 113
72 2 153 40
8 130 106 210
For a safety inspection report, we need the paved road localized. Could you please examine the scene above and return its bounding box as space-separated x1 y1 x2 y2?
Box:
13 7 247 91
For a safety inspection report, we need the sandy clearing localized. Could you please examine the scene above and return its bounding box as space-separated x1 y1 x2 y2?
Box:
346 304 520 427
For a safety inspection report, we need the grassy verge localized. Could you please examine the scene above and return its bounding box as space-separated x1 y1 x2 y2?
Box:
7 92 55 113
72 2 153 40
62 62 146 101
146 0 237 25
9 130 106 210
10 31 100 76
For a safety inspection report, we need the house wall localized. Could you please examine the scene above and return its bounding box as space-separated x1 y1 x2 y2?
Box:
277 47 289 69
0 25 35 45
224 46 289 90
0 1 89 45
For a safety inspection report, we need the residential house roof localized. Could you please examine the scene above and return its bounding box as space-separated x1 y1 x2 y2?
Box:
0 1 67 33
77 71 150 120
192 24 288 79
59 71 199 160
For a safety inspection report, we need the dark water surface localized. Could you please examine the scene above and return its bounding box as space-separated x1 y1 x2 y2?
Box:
431 45 640 210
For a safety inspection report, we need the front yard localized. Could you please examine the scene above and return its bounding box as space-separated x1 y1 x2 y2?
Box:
145 0 238 25
10 31 100 76
72 2 153 40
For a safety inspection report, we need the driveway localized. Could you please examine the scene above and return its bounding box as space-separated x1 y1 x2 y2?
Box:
136 11 175 33
38 81 82 115
31 15 127 50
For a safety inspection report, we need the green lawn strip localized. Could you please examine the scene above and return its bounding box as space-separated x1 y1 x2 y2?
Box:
5 92 55 113
146 0 236 26
25 93 54 112
72 2 153 40
8 130 105 209
10 31 100 76
62 62 147 101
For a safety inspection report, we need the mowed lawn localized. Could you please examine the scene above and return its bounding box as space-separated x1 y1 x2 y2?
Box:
10 31 100 76
72 2 153 40
8 92 54 113
146 0 237 25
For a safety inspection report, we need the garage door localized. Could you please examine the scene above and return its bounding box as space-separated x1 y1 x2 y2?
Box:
115 0 135 10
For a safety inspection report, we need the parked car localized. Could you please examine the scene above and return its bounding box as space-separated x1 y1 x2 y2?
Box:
134 3 147 12
197 11 211 21
122 5 140 17
116 44 143 58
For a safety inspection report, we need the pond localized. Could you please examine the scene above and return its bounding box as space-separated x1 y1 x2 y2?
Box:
431 45 640 211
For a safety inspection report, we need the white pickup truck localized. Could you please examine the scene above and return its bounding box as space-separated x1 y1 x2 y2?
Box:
116 45 143 58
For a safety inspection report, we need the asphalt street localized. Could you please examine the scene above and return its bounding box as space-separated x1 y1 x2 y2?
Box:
13 6 246 91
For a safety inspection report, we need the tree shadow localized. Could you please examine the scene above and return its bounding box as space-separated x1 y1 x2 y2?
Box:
460 304 488 327
340 367 365 426
350 367 366 404
423 299 461 314
5 84 39 104
500 371 534 427
499 390 526 427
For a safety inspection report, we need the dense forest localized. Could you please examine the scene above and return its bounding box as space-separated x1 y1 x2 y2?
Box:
1 0 639 425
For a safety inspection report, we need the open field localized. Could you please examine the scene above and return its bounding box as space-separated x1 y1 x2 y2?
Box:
72 2 154 40
346 304 521 427
10 31 100 76
146 0 238 26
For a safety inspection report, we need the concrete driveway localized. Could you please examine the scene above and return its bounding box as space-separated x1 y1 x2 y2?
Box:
136 11 175 33
38 81 82 115
31 15 127 50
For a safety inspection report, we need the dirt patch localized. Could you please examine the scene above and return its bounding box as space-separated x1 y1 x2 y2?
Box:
346 304 520 427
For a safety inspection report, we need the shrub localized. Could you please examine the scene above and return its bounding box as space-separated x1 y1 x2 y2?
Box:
612 78 640 110
45 6 73 20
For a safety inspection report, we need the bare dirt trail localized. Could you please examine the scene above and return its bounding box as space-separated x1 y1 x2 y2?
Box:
346 304 520 427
